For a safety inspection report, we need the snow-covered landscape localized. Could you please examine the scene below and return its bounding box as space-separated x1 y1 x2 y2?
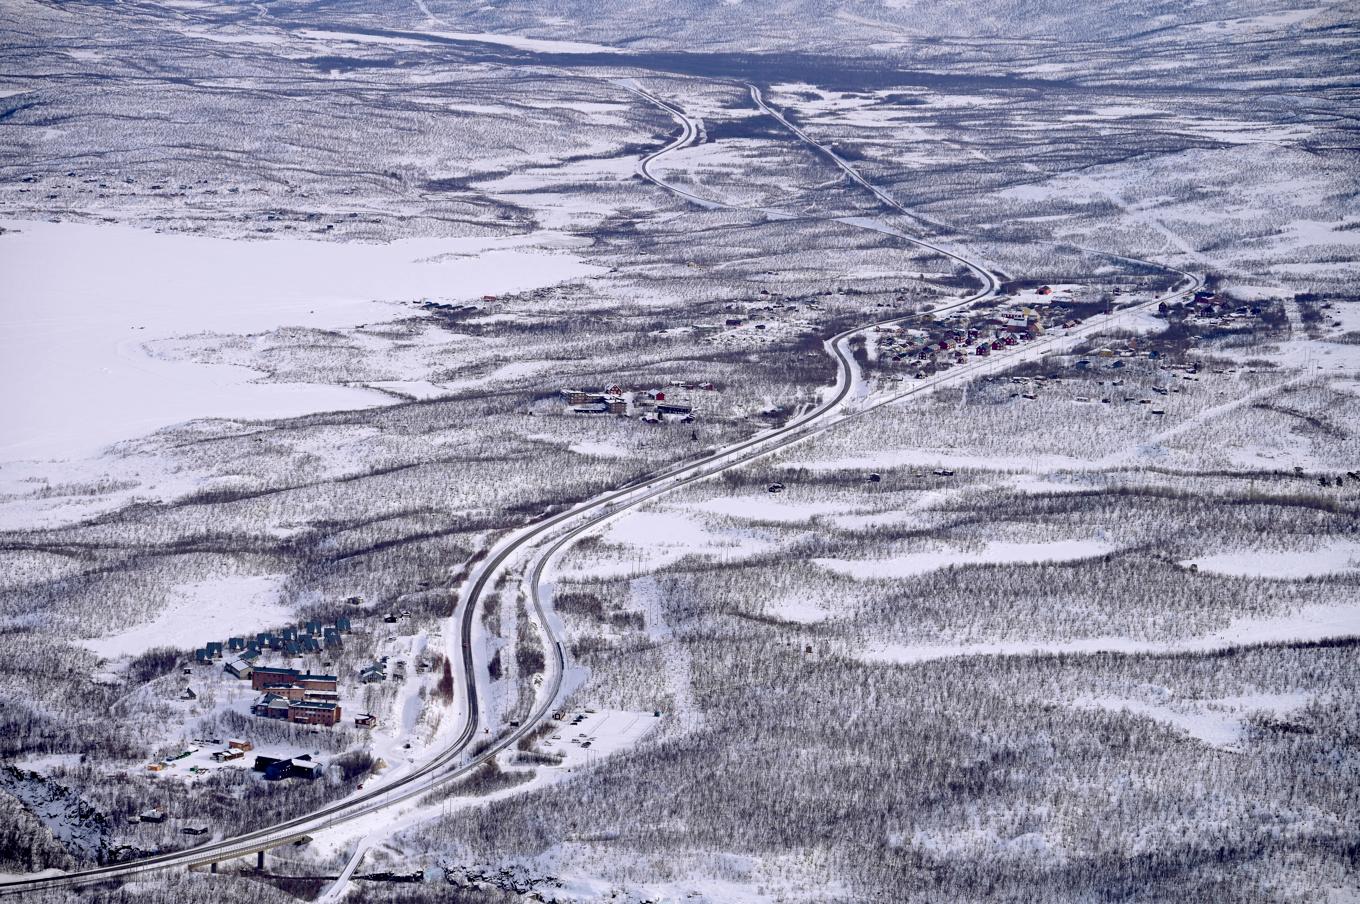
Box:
1 0 1357 901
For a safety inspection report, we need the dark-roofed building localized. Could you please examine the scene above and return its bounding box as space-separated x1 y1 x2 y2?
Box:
251 692 291 720
287 756 324 778
296 673 338 692
253 754 285 773
255 754 322 780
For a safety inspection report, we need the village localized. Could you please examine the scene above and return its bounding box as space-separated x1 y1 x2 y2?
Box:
870 283 1280 380
697 291 822 350
871 284 1095 375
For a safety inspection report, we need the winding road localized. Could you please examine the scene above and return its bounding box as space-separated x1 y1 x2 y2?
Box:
0 78 1198 897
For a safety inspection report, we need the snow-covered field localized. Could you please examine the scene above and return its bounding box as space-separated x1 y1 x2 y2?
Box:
1186 541 1360 579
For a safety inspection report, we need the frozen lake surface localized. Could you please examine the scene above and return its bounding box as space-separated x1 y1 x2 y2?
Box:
0 219 598 461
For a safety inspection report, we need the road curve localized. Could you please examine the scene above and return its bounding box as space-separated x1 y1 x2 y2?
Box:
628 83 718 209
0 84 1196 897
627 83 1001 300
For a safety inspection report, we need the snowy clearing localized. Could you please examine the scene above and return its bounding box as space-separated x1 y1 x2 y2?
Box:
1073 691 1312 748
79 574 289 659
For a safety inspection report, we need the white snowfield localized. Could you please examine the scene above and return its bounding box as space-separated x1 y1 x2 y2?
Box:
816 539 1114 579
0 219 599 462
296 26 625 56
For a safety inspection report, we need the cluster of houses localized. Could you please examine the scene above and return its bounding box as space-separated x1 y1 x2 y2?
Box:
1159 290 1269 326
194 617 353 671
247 666 342 727
562 381 713 422
562 386 628 414
698 293 819 332
876 304 1081 375
145 738 256 776
360 654 428 687
977 337 1204 412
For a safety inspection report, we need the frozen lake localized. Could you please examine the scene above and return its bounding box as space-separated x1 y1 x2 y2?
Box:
0 219 599 461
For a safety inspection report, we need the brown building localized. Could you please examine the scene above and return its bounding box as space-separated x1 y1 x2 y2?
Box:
250 667 338 693
250 666 298 691
252 693 341 727
288 701 341 726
